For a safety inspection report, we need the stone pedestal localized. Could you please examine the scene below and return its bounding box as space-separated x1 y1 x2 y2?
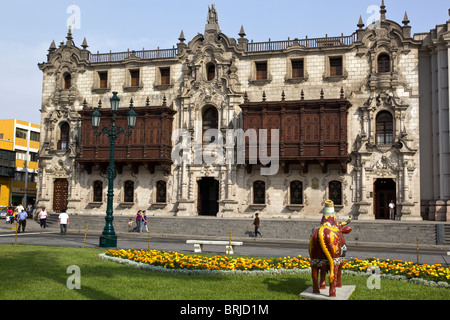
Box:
300 286 356 300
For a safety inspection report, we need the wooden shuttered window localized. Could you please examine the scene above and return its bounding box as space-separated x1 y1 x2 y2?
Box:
329 57 343 76
291 59 304 78
160 67 170 85
99 72 108 89
377 54 390 73
130 70 140 87
255 61 268 80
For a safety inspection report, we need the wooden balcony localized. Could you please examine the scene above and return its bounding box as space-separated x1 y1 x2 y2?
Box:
77 104 176 174
240 95 351 174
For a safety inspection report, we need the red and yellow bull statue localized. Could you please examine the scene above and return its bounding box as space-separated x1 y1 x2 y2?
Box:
309 200 352 297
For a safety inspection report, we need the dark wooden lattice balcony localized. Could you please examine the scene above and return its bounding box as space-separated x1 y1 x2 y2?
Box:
240 92 351 174
77 104 176 174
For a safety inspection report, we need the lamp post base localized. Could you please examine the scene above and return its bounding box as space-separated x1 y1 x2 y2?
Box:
99 234 117 248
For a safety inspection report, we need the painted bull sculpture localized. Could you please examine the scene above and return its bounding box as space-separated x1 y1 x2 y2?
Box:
309 200 352 297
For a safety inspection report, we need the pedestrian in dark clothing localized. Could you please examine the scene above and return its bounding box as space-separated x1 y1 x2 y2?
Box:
134 210 143 232
253 212 262 237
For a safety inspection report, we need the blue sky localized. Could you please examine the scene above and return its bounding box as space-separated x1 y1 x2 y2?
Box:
0 0 448 125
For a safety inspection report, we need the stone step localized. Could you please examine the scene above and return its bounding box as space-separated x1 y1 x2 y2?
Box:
64 214 442 245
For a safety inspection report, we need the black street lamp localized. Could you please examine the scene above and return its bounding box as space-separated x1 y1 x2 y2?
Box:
92 92 137 247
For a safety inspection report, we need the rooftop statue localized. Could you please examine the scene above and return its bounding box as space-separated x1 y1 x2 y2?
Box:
207 4 218 24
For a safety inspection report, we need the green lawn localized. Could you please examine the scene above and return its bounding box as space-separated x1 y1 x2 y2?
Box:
1 244 449 300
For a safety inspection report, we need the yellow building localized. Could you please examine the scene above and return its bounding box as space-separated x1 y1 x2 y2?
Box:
0 119 40 207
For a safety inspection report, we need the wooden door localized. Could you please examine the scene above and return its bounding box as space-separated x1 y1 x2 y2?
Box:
53 178 69 213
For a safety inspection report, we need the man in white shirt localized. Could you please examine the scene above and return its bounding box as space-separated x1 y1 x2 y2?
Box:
388 200 396 220
58 210 70 234
16 204 24 213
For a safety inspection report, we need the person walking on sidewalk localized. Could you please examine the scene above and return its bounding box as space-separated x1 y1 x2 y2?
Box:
253 212 263 237
58 209 69 234
142 210 149 232
17 210 28 233
134 210 143 233
38 207 48 229
6 205 13 224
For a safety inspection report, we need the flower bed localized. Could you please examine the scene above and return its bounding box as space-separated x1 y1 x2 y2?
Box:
103 249 310 272
102 249 450 287
342 257 450 286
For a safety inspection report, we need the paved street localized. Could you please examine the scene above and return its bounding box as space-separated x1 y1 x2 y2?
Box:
1 220 449 266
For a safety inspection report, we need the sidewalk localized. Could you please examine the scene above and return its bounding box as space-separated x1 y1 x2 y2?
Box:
2 216 448 252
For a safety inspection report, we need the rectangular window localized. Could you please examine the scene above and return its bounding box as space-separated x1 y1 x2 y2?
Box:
15 172 25 181
130 70 140 87
290 181 303 205
329 57 343 76
329 181 342 206
30 131 40 142
291 59 304 78
255 61 268 80
253 180 266 204
160 67 170 85
93 181 103 202
99 71 108 89
30 152 38 162
16 128 28 140
156 181 167 203
124 180 134 203
16 150 28 161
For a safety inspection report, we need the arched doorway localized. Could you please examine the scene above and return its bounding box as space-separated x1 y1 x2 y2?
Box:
374 178 396 219
197 177 219 216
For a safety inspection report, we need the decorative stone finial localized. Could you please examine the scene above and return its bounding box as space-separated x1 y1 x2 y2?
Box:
81 37 88 50
48 40 57 53
178 30 186 43
357 15 365 29
239 25 246 38
66 26 74 46
380 0 387 21
402 11 410 26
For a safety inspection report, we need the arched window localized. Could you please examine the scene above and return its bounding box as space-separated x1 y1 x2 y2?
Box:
58 122 70 150
377 54 390 73
156 180 167 203
63 73 72 90
290 180 303 205
253 180 265 204
329 180 342 206
202 107 218 143
124 180 134 203
207 63 215 81
376 111 393 145
93 180 103 202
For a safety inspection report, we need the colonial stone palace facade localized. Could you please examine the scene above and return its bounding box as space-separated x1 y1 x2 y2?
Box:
36 3 449 221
